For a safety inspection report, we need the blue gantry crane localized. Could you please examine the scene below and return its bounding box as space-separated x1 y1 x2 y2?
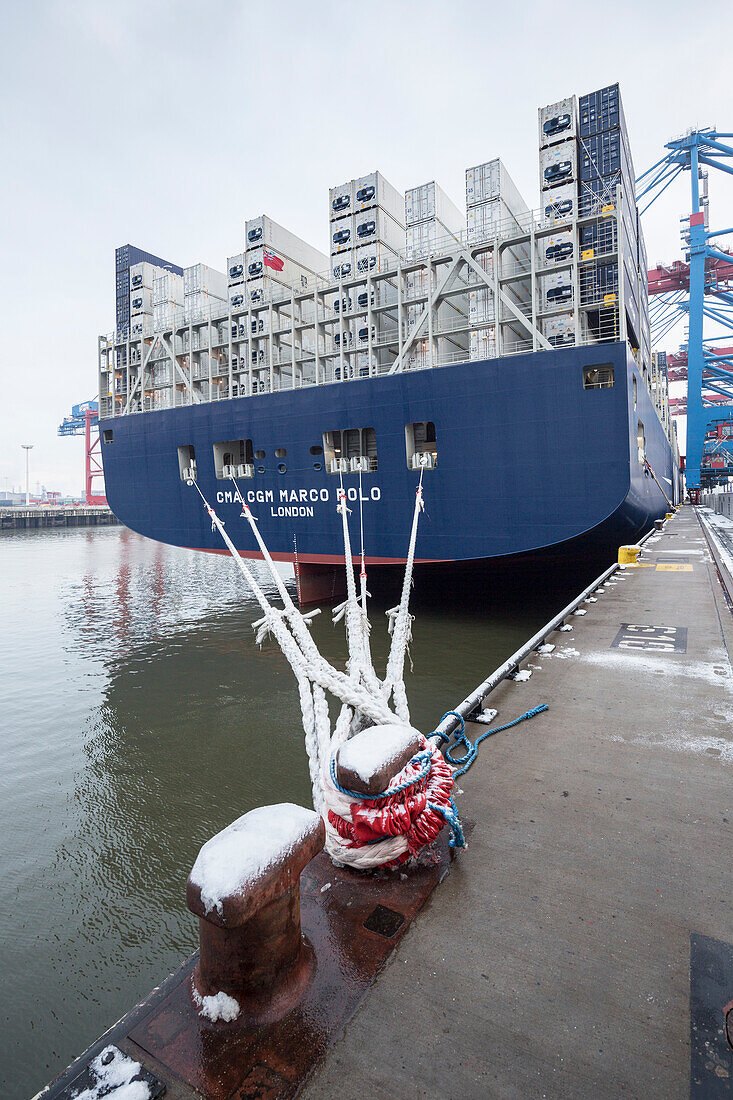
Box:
636 130 733 496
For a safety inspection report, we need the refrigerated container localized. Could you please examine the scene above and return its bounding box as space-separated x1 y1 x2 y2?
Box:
227 253 245 285
331 216 354 254
541 314 578 347
465 158 528 215
542 228 574 267
184 264 228 299
229 285 247 310
354 208 405 252
130 261 170 291
130 287 153 315
354 242 399 275
404 181 464 231
352 171 404 223
538 97 578 149
329 181 354 219
542 183 577 225
244 214 328 276
130 314 152 337
540 139 578 191
332 252 355 280
542 271 574 308
245 246 322 291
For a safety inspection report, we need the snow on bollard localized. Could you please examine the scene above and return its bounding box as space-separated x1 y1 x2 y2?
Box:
186 803 324 1025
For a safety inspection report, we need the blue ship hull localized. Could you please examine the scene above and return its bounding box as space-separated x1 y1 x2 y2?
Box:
100 343 676 589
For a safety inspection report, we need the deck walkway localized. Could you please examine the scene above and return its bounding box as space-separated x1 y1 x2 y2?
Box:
304 505 733 1099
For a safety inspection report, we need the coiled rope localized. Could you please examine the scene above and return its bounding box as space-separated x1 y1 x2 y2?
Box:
432 705 549 777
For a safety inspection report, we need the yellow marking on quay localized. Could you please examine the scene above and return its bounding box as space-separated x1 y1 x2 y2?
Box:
655 563 693 572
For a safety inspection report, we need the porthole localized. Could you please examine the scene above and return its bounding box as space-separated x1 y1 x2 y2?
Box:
313 462 322 471
255 449 266 459
257 465 265 473
275 448 287 458
278 463 287 474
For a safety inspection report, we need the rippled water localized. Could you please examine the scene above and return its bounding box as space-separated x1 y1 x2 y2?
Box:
0 525 600 1098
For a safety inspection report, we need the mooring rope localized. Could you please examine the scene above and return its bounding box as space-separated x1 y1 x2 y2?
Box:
432 705 549 777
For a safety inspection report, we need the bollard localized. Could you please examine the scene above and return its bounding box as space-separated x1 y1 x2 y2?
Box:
335 723 423 795
187 803 324 1024
654 518 664 530
618 545 641 565
665 512 674 521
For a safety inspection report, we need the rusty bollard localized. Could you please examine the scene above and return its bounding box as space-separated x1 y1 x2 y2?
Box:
186 803 324 1024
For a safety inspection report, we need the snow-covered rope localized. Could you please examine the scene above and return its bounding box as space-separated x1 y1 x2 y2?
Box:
381 471 424 722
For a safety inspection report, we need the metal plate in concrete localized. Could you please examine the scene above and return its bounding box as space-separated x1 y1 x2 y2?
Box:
690 932 733 1096
611 623 688 652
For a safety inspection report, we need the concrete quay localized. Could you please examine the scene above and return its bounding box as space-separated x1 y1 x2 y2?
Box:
40 506 733 1099
0 505 119 529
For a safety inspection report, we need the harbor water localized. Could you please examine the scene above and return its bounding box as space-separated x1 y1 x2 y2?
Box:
0 525 606 1098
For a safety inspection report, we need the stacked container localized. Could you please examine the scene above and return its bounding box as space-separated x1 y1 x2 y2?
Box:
115 244 182 338
466 158 528 359
183 264 227 323
577 83 643 350
245 215 327 295
228 252 245 287
537 98 579 345
404 182 463 259
153 271 184 332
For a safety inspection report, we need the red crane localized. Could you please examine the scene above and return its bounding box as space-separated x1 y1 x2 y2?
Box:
57 401 107 506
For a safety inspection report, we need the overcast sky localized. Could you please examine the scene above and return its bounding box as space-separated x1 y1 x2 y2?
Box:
2 0 732 494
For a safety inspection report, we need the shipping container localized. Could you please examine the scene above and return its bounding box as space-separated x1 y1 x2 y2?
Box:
245 246 321 292
184 290 225 323
466 199 530 244
227 253 245 285
579 83 627 140
579 259 619 306
153 303 179 332
578 175 636 231
540 139 578 191
130 314 152 337
541 314 578 347
329 181 354 219
469 329 497 361
330 215 354 255
115 243 182 332
404 181 464 231
244 214 328 276
184 264 228 299
352 171 404 224
153 272 184 307
130 261 172 291
542 271 574 308
405 218 461 259
130 287 153 315
332 252 355 281
465 158 528 215
229 285 247 311
579 219 617 258
538 96 578 149
354 208 405 253
542 228 574 267
579 130 635 194
354 242 399 276
469 288 495 324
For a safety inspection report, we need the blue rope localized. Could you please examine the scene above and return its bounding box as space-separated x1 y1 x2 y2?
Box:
431 705 549 778
329 749 433 801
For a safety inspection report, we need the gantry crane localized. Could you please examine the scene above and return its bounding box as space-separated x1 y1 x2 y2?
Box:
637 130 733 495
57 400 107 505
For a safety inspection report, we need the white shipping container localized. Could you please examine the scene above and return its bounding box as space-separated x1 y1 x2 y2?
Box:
332 251 355 281
542 271 574 308
406 270 429 298
329 181 354 220
227 253 245 285
541 228 574 267
469 288 495 323
245 215 328 277
540 139 578 192
541 315 578 346
184 290 226 323
330 215 354 255
354 208 405 253
353 171 404 224
465 159 528 216
542 184 577 226
404 181 464 231
405 218 461 260
229 284 247 310
130 287 153 315
184 264 228 299
245 246 321 292
538 96 578 149
470 329 496 361
466 199 529 244
153 272 184 306
354 242 399 276
130 314 152 337
130 261 172 292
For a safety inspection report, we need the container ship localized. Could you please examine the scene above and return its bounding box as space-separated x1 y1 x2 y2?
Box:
98 83 680 602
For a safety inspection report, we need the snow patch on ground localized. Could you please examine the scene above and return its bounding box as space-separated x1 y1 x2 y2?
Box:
610 729 733 765
573 609 587 616
555 647 580 659
191 803 319 916
71 1046 150 1100
193 987 241 1022
585 596 597 603
510 669 532 682
579 649 733 690
474 708 498 724
537 643 555 653
559 624 573 631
